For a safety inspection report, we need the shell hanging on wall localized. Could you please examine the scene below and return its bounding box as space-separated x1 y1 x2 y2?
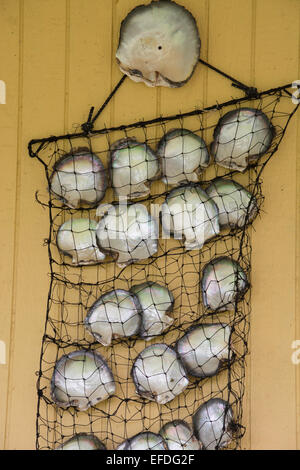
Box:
131 343 189 405
158 129 209 186
56 433 106 450
96 203 158 267
84 289 142 346
211 108 275 171
160 420 201 450
50 350 115 411
117 432 166 451
130 282 174 341
201 257 249 312
193 398 235 450
56 218 106 266
206 178 258 229
50 149 107 209
161 184 220 251
116 0 201 87
176 323 232 378
110 138 160 199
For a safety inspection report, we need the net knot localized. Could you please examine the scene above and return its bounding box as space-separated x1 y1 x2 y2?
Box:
245 87 259 98
81 106 95 134
81 120 94 134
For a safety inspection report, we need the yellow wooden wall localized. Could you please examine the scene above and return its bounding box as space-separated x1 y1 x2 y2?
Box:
0 0 299 450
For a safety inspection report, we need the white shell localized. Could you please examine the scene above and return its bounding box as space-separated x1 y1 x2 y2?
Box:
160 420 201 450
206 178 258 229
84 289 141 346
96 203 158 267
56 433 106 450
116 1 200 87
201 257 248 312
117 432 166 451
56 218 106 266
161 185 220 250
110 138 160 199
176 324 232 378
130 282 174 341
211 108 274 171
193 398 234 450
132 343 189 405
50 150 107 209
158 129 209 185
51 350 115 411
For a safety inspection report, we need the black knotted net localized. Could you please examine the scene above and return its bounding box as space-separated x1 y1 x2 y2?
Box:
28 78 299 451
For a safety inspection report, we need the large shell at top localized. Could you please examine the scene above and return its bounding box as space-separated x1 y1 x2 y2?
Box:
206 178 258 229
161 185 220 251
211 108 274 171
110 138 160 199
130 282 174 341
56 218 106 266
131 343 189 405
158 129 209 186
56 433 106 450
116 1 200 88
193 398 234 450
201 257 248 312
96 203 158 267
176 323 232 378
117 432 166 451
160 420 201 450
50 149 107 209
84 289 142 346
50 350 115 411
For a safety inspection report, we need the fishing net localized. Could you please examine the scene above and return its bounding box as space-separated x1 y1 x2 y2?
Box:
28 74 299 450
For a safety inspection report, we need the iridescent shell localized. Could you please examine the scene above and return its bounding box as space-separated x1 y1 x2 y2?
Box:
201 257 248 312
50 149 107 208
157 129 209 185
56 218 105 266
161 185 220 250
206 178 258 229
160 420 201 450
117 432 166 451
110 138 160 199
176 324 232 378
211 108 274 171
130 282 174 341
116 1 201 88
50 350 115 411
131 343 189 404
96 203 158 267
56 433 106 450
193 398 234 450
84 289 142 346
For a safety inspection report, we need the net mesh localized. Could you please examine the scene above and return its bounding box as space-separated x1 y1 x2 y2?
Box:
29 86 298 450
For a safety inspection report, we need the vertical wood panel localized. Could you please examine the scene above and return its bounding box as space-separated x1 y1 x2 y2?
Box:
297 11 300 448
207 0 255 102
206 0 254 450
0 0 20 450
251 0 299 450
4 0 67 449
66 0 114 446
67 0 113 127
